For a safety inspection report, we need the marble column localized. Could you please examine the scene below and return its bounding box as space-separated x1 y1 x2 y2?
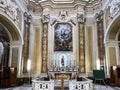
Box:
77 14 85 72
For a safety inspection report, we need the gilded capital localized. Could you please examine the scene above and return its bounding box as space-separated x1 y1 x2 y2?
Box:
42 14 50 23
77 13 85 23
95 10 104 22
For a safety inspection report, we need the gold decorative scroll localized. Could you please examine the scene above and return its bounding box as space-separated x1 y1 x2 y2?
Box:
97 22 104 65
41 23 48 73
79 23 85 72
23 23 30 73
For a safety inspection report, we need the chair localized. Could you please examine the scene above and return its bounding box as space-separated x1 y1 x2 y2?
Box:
93 70 107 86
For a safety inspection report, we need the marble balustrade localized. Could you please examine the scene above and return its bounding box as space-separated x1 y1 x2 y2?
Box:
32 78 54 90
69 77 93 90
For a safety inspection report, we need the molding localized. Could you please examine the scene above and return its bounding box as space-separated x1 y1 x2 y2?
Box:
15 0 27 13
51 0 74 3
0 12 23 45
104 12 120 42
27 0 103 15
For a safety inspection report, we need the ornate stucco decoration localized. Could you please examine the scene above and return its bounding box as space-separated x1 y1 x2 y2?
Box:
26 0 103 15
95 10 103 22
27 1 43 13
69 18 76 26
0 0 22 26
0 0 7 9
51 18 57 26
108 0 120 19
58 10 68 21
50 9 77 26
24 12 32 24
77 13 85 23
42 14 50 23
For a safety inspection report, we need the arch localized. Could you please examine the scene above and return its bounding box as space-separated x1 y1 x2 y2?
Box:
105 13 120 41
0 12 23 76
0 12 23 44
104 13 120 76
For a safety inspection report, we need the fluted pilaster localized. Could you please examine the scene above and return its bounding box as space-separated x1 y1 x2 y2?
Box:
41 14 50 73
95 11 105 67
77 13 85 72
23 12 32 73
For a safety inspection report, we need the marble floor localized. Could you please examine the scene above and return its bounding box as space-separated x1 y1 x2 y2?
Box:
0 84 120 90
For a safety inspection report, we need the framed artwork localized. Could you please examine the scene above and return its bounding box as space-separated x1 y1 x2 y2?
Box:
54 23 73 51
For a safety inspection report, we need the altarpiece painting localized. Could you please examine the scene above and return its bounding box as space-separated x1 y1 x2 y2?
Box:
54 23 72 51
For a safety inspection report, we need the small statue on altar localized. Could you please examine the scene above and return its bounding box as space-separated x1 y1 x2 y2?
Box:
61 56 64 66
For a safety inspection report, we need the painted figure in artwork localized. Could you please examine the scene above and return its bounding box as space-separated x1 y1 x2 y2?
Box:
61 56 64 66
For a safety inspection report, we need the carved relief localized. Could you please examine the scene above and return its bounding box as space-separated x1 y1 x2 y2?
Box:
0 0 22 28
0 0 7 7
58 10 68 21
95 10 103 22
77 13 85 23
50 9 77 26
41 23 48 73
79 22 85 73
108 0 120 19
27 1 43 13
42 14 50 23
5 0 18 21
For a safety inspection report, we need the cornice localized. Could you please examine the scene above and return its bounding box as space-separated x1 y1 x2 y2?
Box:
27 0 103 14
51 0 75 3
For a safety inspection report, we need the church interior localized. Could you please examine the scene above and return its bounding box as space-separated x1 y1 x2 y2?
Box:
0 0 120 90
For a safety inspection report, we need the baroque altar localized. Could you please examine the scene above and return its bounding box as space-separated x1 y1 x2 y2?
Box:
48 66 78 80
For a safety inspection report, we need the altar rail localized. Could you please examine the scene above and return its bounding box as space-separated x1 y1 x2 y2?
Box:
69 78 93 90
32 79 54 90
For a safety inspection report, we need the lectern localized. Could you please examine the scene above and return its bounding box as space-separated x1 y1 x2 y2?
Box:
57 75 68 90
